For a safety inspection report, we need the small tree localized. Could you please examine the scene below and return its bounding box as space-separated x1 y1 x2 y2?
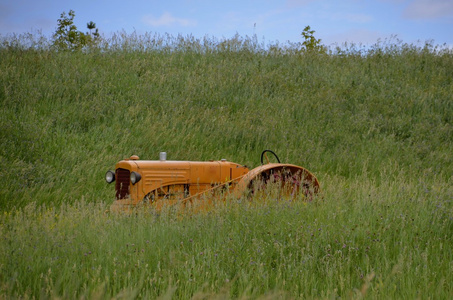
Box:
86 21 100 39
301 25 326 53
53 10 99 50
87 21 95 34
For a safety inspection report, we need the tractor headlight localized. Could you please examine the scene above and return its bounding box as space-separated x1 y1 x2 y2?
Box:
130 171 142 185
105 170 115 183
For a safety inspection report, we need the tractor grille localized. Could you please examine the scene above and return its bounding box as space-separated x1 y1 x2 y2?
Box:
115 168 130 199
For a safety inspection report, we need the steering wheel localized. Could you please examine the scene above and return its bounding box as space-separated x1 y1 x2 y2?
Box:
260 150 281 164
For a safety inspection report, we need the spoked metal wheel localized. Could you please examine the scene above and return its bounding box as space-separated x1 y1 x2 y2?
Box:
234 163 320 201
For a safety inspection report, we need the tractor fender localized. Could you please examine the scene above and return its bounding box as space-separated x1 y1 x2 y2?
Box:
233 163 320 199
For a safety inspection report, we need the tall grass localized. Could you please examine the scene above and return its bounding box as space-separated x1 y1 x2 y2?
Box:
0 32 452 298
1 176 452 298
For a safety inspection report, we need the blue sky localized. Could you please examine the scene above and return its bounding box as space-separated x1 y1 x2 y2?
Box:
1 0 452 47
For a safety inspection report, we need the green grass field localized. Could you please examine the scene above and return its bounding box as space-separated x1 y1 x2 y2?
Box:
0 32 452 298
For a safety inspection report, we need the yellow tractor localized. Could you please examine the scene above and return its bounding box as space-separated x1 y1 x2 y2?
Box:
105 150 319 212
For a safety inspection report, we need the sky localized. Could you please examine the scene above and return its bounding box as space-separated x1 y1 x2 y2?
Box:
1 0 452 47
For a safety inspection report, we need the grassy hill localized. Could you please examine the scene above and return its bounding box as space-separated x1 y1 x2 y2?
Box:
0 33 452 298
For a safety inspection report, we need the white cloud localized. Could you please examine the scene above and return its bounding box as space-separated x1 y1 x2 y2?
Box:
403 0 453 19
142 12 196 27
